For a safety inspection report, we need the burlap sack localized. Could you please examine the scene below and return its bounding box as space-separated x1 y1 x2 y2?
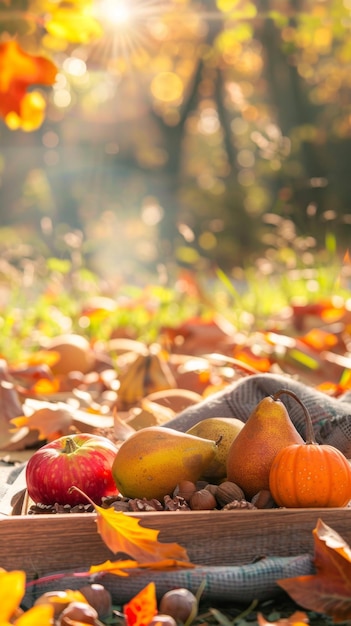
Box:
165 372 351 456
24 554 314 605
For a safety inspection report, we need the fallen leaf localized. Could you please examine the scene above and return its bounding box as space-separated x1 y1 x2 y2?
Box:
299 328 338 352
13 603 54 625
278 519 351 622
89 558 195 576
0 361 39 450
11 400 115 440
94 505 191 564
0 570 25 622
69 488 191 564
11 406 73 441
123 582 158 626
257 610 309 625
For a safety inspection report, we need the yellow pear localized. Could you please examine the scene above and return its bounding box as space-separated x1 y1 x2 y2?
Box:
186 417 244 481
111 426 217 500
226 393 304 499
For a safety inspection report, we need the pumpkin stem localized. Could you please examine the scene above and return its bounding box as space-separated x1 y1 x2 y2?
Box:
272 388 317 444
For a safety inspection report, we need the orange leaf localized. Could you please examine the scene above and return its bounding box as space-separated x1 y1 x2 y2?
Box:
278 519 351 622
11 406 73 441
0 40 57 128
232 346 272 372
257 610 309 625
123 582 158 626
89 558 195 576
93 504 191 564
299 328 338 352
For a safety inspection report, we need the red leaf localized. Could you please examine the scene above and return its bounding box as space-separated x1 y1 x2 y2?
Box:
278 519 351 622
123 582 158 626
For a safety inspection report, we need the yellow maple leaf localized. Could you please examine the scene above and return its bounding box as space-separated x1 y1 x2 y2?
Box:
95 505 191 563
70 486 191 564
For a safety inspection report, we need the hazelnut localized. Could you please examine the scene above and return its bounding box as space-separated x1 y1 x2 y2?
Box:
190 488 217 510
204 483 218 497
149 614 177 626
80 584 112 618
159 588 198 623
173 480 197 502
58 601 98 626
251 489 276 509
216 481 245 507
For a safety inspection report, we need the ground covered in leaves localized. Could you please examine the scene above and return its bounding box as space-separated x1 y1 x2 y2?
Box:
2 279 351 625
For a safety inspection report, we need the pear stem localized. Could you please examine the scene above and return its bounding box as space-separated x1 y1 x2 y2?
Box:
272 388 317 445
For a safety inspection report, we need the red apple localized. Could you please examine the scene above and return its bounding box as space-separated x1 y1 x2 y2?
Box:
25 433 119 506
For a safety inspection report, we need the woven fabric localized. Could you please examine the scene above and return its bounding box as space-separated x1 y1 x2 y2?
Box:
24 554 314 606
165 372 351 456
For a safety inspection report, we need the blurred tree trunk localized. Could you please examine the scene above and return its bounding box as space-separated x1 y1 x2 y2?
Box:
259 1 329 229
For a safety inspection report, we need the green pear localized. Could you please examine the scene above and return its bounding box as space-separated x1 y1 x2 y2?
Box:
112 426 217 500
226 394 304 499
186 417 244 481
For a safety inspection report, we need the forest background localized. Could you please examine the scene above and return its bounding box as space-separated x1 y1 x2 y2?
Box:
1 0 351 297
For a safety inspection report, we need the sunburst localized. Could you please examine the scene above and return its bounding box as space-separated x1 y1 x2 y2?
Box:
88 0 174 70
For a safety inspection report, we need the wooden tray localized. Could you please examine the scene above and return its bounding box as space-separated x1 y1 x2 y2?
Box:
1 468 351 581
1 507 351 581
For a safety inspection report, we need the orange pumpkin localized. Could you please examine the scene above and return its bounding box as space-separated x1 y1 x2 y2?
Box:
269 390 351 508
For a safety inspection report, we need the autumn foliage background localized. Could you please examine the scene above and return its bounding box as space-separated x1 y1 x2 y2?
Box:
1 0 351 285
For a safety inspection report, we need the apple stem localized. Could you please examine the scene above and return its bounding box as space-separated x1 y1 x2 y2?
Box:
63 437 79 454
272 388 317 445
68 485 97 509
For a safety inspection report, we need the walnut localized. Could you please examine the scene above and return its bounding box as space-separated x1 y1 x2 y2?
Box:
215 481 245 507
128 498 163 512
164 495 191 511
222 499 257 510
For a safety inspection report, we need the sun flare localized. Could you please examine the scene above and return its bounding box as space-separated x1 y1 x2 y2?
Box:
95 0 132 26
90 0 174 68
